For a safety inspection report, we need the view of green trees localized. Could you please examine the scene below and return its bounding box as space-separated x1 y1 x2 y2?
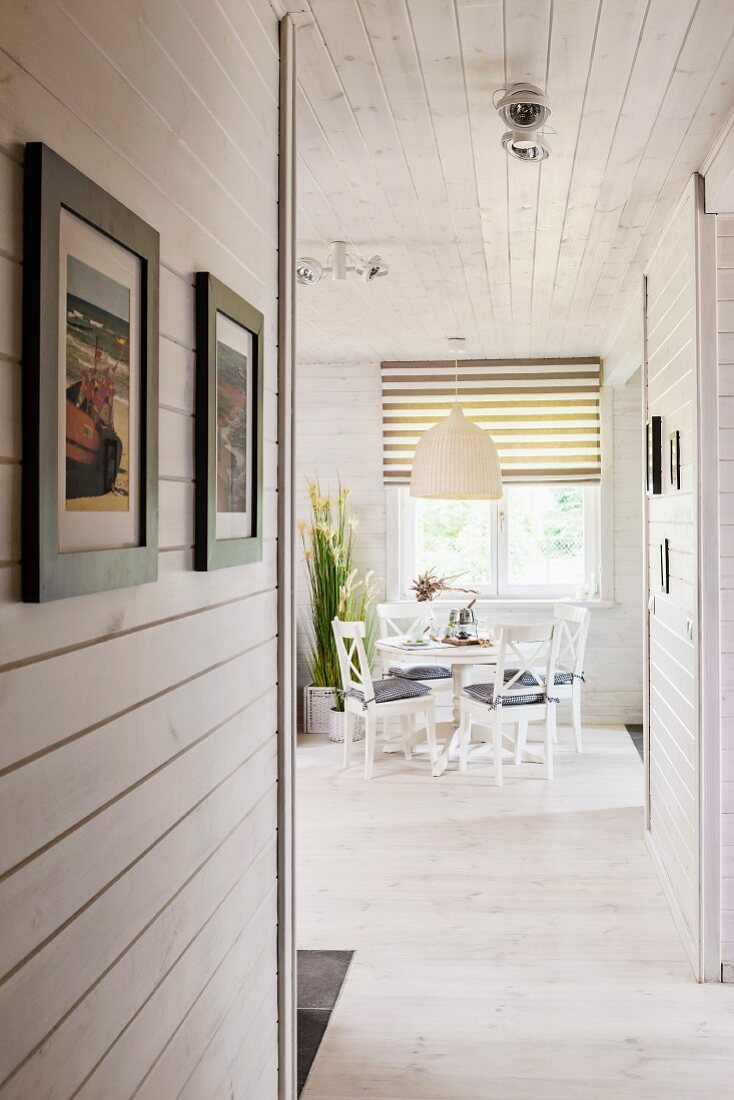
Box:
415 486 585 588
507 486 584 585
415 499 492 583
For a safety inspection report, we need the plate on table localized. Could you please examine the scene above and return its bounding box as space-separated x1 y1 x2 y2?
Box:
400 639 431 649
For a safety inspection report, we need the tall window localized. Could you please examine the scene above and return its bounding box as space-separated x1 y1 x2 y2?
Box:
398 484 599 597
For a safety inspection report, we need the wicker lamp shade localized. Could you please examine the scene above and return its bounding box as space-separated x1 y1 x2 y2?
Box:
409 403 503 500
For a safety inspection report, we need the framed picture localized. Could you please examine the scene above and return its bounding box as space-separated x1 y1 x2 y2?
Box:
660 538 670 594
22 143 159 602
195 272 264 570
646 415 662 495
670 429 681 490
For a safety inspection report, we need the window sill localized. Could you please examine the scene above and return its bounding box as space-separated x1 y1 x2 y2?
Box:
397 597 616 610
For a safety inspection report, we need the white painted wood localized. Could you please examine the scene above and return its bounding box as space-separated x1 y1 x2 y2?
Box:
295 360 387 707
643 176 720 981
713 211 734 973
457 620 561 784
290 0 734 369
0 2 283 1095
297 725 734 1097
277 16 298 1098
332 619 445 780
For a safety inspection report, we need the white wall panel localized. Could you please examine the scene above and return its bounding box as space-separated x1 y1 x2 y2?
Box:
717 213 734 966
643 178 718 980
0 1 281 1095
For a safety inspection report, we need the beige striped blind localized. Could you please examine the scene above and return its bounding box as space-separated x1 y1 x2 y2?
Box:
381 357 601 486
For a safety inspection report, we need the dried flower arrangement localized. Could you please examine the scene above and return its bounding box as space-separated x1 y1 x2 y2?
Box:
410 568 478 603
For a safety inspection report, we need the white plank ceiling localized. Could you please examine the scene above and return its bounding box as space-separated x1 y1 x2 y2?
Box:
289 0 734 367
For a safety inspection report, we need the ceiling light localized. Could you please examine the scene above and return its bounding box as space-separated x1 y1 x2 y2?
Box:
295 242 388 286
502 130 551 162
357 255 389 283
410 338 503 501
495 84 551 131
296 257 323 285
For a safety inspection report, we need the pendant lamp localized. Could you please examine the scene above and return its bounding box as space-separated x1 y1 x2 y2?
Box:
410 340 503 500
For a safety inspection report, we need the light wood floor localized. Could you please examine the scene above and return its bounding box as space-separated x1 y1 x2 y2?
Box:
297 726 734 1099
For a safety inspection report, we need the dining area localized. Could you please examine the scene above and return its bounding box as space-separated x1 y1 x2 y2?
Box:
333 601 590 785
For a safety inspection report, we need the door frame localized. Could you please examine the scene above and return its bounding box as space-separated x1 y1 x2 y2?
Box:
642 174 720 982
277 13 298 1097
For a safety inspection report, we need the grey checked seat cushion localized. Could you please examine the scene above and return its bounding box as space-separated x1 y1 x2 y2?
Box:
388 663 451 681
347 676 432 706
505 669 575 687
464 682 545 707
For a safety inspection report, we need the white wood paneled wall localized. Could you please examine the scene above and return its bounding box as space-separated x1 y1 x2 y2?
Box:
0 1 282 1096
643 181 703 979
294 361 642 727
717 215 734 965
582 378 643 726
295 361 387 702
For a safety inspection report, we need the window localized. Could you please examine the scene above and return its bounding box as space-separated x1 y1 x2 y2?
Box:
396 484 599 598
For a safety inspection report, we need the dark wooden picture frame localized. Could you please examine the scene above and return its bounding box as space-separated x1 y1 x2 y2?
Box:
195 272 264 571
670 429 681 490
660 537 670 594
22 142 159 602
646 415 662 496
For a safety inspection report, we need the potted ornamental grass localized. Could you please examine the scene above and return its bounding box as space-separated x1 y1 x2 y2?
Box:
300 479 377 740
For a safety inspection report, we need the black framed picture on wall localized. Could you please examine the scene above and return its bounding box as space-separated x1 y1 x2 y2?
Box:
22 143 159 603
670 429 681 490
646 415 662 496
194 272 264 571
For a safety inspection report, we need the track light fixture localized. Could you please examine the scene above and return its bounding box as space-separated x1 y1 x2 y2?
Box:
295 241 389 286
501 130 551 162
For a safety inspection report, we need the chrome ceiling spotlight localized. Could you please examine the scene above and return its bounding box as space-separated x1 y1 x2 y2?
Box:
501 129 551 162
295 241 389 285
295 256 323 285
356 255 389 283
495 83 551 131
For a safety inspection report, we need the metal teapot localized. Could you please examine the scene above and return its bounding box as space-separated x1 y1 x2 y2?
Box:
452 599 477 640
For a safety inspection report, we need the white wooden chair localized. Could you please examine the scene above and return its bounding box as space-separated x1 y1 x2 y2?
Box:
332 619 443 780
552 604 590 753
457 621 561 785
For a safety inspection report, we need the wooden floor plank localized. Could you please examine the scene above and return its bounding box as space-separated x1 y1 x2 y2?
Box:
297 727 734 1099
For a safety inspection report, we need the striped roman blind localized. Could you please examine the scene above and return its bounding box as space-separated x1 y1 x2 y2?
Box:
381 357 601 485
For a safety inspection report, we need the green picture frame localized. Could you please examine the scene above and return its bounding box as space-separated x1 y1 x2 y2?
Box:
22 142 159 602
194 272 264 571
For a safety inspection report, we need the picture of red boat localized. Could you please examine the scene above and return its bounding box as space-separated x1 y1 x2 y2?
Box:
65 377 123 499
65 263 131 508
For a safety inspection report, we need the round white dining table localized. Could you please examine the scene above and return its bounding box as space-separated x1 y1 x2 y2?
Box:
375 637 498 729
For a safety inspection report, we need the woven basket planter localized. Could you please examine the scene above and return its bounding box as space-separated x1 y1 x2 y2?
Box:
303 685 339 733
327 706 365 743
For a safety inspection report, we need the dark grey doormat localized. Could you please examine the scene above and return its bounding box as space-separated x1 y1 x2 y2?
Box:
626 724 643 761
297 950 353 1096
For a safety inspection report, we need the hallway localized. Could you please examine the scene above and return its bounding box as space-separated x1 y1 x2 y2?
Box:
297 729 734 1098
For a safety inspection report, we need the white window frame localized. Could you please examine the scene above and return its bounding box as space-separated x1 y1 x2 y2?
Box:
391 484 600 600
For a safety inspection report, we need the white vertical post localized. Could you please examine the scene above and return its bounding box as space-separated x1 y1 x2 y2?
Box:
277 13 297 1097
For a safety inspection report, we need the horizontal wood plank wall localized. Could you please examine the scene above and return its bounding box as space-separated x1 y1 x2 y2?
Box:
295 361 642 727
717 215 734 965
0 0 281 1096
582 377 644 726
295 361 387 712
644 184 700 975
